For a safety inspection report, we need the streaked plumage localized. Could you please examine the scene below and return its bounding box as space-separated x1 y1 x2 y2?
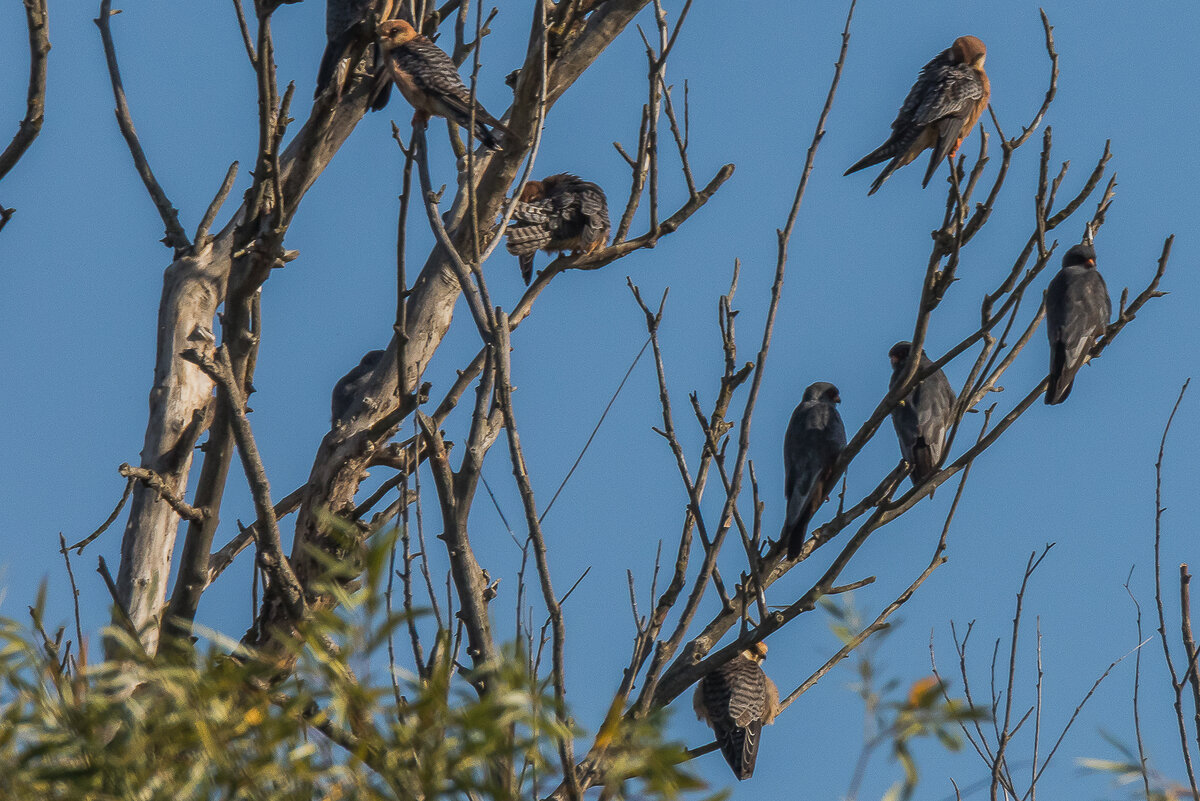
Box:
782 382 846 559
315 0 392 111
376 19 510 150
693 642 780 781
1045 243 1111 405
505 174 610 284
889 342 956 485
845 35 990 195
331 349 384 424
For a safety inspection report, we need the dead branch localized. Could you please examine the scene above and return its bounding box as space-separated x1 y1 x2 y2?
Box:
1153 380 1200 797
181 346 305 621
0 0 50 219
70 476 135 554
119 463 206 523
95 0 189 251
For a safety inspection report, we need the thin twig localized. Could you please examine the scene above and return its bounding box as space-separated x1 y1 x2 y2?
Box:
181 346 306 619
1152 380 1198 798
57 534 85 658
0 0 49 187
70 476 135 553
95 0 190 251
230 0 257 66
541 336 651 523
196 161 240 243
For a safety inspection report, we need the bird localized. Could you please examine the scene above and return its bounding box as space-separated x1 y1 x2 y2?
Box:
331 349 385 424
504 174 611 284
693 642 780 781
375 19 511 150
845 35 990 195
1045 243 1111 405
781 381 847 559
888 342 956 485
314 0 393 111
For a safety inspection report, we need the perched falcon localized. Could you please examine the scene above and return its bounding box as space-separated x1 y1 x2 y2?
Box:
845 35 990 195
889 342 956 485
693 642 780 781
376 19 510 150
781 381 847 559
1045 243 1111 405
331 349 384 424
315 0 392 111
505 174 611 284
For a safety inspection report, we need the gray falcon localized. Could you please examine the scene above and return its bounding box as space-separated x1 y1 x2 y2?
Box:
315 0 392 111
781 381 847 559
1045 243 1111 405
693 642 780 781
889 342 956 485
331 349 384 424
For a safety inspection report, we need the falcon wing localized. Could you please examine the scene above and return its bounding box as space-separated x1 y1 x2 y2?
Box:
913 63 987 185
576 182 611 251
397 38 507 130
911 63 987 130
782 402 846 557
911 370 955 480
890 49 955 135
1046 268 1111 404
698 656 771 780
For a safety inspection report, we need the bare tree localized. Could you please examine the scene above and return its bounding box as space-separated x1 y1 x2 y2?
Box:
57 1 1176 797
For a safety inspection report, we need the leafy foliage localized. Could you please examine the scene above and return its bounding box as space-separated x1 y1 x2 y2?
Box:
0 534 703 800
824 595 985 801
1080 732 1192 801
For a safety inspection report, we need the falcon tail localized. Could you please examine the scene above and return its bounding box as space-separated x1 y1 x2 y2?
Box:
844 140 899 176
910 438 937 485
519 253 534 285
475 124 504 151
1045 343 1075 405
783 477 828 559
718 722 761 781
921 117 965 188
867 158 903 196
472 112 512 151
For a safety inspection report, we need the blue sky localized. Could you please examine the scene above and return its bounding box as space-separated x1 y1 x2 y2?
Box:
1 1 1197 798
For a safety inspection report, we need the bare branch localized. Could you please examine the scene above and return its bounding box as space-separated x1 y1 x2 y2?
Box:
0 0 50 193
230 0 257 66
94 0 190 251
206 483 306 585
181 346 305 621
195 161 240 243
119 463 206 523
1153 379 1199 797
70 476 135 554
